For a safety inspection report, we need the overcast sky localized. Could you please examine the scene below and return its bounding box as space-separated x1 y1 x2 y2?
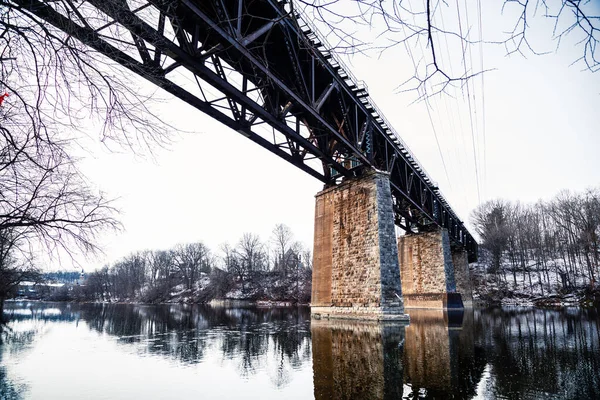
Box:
70 0 599 271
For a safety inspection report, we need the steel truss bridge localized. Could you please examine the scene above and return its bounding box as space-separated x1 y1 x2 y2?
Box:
16 0 477 260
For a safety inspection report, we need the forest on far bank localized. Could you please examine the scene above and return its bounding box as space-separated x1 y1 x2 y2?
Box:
471 187 600 305
26 224 313 305
12 186 600 308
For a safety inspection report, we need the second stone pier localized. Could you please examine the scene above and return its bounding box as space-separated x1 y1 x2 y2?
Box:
452 250 474 307
398 229 464 309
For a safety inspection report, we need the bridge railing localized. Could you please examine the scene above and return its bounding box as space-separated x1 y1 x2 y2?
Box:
293 11 363 89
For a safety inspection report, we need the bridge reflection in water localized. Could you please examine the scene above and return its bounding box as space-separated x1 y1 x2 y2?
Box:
311 310 483 399
2 302 599 399
402 310 483 399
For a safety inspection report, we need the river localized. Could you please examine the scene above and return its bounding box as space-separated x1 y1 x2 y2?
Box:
0 302 598 399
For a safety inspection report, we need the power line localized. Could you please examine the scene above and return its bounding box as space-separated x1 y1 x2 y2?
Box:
476 0 487 201
402 1 455 193
456 0 482 205
425 97 453 191
436 3 470 210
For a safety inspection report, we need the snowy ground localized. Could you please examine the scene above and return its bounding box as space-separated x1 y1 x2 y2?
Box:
470 260 599 307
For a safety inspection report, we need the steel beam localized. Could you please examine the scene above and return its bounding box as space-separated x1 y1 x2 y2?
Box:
15 0 478 260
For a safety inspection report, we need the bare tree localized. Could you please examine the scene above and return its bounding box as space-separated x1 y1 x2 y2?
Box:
472 186 600 300
271 224 294 278
0 230 40 311
76 230 314 303
133 249 177 301
0 1 169 149
471 199 511 274
0 1 178 308
234 233 268 292
110 252 147 299
146 250 161 288
172 242 211 291
302 249 313 272
296 0 598 97
220 243 237 273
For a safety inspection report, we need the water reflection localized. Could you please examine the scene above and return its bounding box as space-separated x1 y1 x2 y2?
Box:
311 320 405 400
477 307 600 399
309 311 484 400
0 302 599 399
82 303 313 380
1 302 313 399
402 309 485 399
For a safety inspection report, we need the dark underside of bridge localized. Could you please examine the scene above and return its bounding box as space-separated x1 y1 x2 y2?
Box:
17 0 477 260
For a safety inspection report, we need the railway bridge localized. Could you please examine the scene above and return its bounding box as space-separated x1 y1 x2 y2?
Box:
17 0 477 319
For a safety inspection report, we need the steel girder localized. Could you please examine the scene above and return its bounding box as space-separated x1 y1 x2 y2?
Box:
14 0 478 261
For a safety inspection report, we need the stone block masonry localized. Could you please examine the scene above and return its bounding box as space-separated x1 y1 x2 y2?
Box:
311 170 409 321
398 229 464 309
452 250 473 307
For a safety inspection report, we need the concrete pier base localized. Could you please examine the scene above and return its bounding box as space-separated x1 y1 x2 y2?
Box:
311 171 409 321
398 229 464 309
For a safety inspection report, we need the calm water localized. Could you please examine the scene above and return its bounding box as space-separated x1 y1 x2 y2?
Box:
0 303 598 399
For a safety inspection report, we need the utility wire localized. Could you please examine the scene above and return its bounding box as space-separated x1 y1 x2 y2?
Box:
462 0 482 186
436 3 470 210
476 0 487 201
403 0 454 192
425 97 453 191
456 0 481 205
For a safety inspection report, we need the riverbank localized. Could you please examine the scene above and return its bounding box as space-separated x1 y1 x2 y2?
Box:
472 292 600 308
10 264 600 309
8 294 599 311
472 276 600 308
10 270 312 307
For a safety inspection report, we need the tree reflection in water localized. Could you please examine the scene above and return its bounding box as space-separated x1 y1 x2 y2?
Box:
477 307 600 399
311 307 599 399
0 302 598 399
0 306 57 400
81 303 313 383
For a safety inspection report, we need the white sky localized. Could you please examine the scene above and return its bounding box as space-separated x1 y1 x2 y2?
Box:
66 0 599 271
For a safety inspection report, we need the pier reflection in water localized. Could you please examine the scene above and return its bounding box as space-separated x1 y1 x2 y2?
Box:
311 310 483 400
402 309 484 399
311 319 405 400
1 302 599 399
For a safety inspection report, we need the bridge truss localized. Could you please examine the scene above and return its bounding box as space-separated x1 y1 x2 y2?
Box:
14 0 478 260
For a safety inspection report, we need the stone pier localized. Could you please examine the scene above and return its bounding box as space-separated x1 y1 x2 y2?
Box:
452 250 474 307
397 229 464 309
311 171 408 321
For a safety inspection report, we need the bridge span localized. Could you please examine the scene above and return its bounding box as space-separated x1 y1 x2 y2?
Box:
18 0 477 319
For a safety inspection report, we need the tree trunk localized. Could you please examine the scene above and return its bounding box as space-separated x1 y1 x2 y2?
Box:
584 249 595 286
0 296 5 319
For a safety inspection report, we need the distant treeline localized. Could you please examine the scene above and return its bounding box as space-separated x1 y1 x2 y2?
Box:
472 187 600 295
44 271 81 283
72 224 312 304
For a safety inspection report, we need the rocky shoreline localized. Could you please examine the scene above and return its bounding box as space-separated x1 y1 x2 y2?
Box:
473 288 600 309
